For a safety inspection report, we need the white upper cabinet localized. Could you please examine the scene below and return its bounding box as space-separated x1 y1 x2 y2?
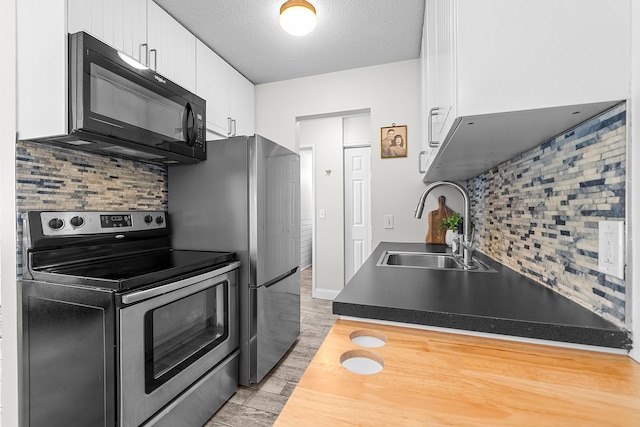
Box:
17 0 68 140
147 0 196 93
420 0 631 181
196 39 231 138
196 39 254 139
229 68 255 137
420 0 453 173
67 0 147 63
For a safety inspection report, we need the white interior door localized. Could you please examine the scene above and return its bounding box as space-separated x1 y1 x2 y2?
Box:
344 146 371 283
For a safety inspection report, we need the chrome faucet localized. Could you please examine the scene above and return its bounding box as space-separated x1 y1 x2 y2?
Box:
414 181 475 268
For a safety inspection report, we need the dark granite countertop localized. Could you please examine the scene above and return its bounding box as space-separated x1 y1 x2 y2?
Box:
332 242 631 349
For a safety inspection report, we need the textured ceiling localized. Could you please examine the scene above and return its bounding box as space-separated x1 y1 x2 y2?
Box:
154 0 426 84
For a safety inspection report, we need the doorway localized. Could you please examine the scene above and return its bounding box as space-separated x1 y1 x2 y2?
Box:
297 111 371 299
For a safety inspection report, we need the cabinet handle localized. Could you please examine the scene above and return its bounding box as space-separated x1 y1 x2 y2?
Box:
150 49 157 71
428 107 440 148
139 43 148 66
227 117 233 136
419 150 426 174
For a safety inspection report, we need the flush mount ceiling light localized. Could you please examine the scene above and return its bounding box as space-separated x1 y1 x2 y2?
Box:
279 0 317 37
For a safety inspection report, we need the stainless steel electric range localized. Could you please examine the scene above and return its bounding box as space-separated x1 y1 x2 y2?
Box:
20 210 240 427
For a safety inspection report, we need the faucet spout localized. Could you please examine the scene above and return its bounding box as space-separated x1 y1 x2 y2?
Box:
415 181 475 267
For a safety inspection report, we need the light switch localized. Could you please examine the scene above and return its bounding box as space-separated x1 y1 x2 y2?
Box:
319 209 326 219
598 220 624 279
384 214 394 229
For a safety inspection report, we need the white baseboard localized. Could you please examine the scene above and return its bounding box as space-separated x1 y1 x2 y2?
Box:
312 288 341 300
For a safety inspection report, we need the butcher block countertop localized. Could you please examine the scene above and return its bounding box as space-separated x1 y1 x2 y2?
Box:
275 319 640 426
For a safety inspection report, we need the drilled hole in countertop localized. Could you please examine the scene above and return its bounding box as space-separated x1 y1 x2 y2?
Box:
340 350 384 375
349 329 387 348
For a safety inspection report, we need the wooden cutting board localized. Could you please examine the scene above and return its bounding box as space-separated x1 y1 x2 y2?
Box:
425 195 455 244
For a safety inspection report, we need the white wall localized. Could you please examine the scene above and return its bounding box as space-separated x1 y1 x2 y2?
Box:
1 0 19 423
255 61 462 291
299 117 344 295
343 114 371 146
630 0 640 363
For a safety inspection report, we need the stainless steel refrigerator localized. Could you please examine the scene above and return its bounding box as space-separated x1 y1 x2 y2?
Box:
168 134 300 385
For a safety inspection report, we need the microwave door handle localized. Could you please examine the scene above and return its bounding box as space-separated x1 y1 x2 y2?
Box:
182 102 197 147
189 105 198 146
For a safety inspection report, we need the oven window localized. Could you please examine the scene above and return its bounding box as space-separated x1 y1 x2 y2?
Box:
144 281 228 393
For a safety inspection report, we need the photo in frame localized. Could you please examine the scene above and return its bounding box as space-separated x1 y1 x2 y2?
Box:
380 125 407 158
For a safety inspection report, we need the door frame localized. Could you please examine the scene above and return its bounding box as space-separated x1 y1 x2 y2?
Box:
299 145 316 297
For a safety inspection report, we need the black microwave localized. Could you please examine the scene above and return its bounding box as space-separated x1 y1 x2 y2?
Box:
40 32 206 165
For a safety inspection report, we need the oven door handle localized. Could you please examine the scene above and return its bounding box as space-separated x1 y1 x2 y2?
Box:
121 260 241 305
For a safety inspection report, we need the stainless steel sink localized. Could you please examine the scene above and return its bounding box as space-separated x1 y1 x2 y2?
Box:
377 251 496 273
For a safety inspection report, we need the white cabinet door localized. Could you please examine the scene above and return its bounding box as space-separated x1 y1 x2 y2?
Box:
196 40 254 139
68 0 147 63
420 0 442 174
68 0 115 45
434 0 455 143
455 0 630 116
229 68 255 137
18 0 68 140
118 0 148 62
147 0 196 93
196 39 231 138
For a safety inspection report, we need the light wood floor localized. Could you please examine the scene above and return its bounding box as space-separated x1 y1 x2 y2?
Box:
205 267 336 427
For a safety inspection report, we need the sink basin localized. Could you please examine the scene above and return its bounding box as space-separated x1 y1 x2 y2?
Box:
377 251 496 273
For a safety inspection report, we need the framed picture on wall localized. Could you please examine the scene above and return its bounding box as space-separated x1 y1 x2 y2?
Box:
380 125 407 158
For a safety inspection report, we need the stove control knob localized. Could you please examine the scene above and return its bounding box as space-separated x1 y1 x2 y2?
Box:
48 218 64 230
155 215 164 225
70 216 84 228
144 215 153 224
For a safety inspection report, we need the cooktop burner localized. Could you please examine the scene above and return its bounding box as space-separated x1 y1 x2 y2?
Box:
39 249 236 291
22 210 237 292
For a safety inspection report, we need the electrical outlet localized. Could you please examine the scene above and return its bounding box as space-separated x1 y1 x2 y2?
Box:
384 214 394 229
598 220 624 279
319 209 326 219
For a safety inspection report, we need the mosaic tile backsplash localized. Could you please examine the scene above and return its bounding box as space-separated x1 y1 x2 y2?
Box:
14 104 628 330
468 103 627 328
15 140 168 274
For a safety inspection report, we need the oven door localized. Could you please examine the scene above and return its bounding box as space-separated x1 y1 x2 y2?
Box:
119 262 239 427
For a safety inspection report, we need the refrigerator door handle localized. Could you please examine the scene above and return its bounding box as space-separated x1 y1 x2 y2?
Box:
263 267 299 288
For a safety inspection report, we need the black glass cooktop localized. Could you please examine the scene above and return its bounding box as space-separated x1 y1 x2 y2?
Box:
36 249 236 291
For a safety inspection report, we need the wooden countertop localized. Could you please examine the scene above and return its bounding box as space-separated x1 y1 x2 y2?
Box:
275 319 640 426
